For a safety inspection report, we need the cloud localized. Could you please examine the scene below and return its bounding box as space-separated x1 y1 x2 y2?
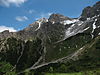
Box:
35 12 52 20
29 9 36 14
0 26 17 32
0 0 27 7
16 16 28 22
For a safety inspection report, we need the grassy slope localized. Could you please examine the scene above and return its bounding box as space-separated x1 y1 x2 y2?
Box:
0 35 99 75
38 36 100 74
45 33 92 62
46 69 100 75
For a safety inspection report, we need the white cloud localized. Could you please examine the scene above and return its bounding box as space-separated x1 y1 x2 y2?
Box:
16 16 28 22
0 26 17 32
29 9 36 14
35 12 52 20
0 0 27 7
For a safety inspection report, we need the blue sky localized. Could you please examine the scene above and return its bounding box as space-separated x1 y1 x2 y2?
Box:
0 0 99 32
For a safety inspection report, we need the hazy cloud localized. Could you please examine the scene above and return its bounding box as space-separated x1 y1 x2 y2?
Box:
16 16 28 22
35 12 52 20
29 9 36 14
0 25 17 32
0 0 27 7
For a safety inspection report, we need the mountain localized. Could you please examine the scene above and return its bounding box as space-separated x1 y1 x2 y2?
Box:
0 1 100 75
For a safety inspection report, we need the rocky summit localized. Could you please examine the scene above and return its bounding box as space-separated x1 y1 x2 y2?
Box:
0 1 100 75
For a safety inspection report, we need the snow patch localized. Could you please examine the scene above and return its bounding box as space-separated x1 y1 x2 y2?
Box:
83 27 90 31
97 26 100 28
98 33 100 35
52 21 55 24
71 24 75 27
97 15 100 17
91 19 97 38
92 15 97 19
60 19 79 25
78 21 83 26
35 21 42 31
87 18 91 20
64 23 90 41
35 18 48 31
92 19 97 33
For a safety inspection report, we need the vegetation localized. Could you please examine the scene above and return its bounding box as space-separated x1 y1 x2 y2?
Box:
0 61 17 75
0 35 100 75
46 68 100 75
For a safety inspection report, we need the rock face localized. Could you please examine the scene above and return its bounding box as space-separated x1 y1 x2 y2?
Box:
0 1 100 75
48 13 72 23
80 1 100 21
0 1 100 41
0 30 15 39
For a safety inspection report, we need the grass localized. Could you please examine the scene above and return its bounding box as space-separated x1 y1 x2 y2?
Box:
45 69 100 75
46 72 82 75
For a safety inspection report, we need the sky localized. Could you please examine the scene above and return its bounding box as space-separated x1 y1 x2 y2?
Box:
0 0 99 32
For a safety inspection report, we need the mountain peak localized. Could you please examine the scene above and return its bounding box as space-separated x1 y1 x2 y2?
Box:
80 1 100 21
95 1 100 6
48 13 72 23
